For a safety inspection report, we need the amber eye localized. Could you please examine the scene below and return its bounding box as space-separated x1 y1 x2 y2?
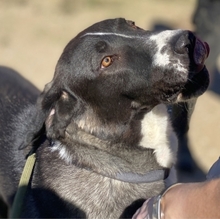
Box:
101 56 113 68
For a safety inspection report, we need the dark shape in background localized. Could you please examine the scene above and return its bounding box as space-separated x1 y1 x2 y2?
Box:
193 0 220 95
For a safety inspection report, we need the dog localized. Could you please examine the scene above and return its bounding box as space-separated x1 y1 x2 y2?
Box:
0 18 209 218
0 66 40 217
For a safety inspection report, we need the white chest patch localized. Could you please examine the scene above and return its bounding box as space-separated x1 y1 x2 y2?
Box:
139 104 177 168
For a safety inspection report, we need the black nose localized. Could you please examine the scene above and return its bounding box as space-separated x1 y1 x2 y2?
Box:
174 31 195 55
174 30 210 72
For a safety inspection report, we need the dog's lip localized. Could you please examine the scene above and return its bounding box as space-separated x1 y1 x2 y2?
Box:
161 68 208 103
193 37 210 72
178 66 209 101
165 91 182 103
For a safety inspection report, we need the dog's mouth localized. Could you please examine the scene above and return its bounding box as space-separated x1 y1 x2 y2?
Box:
163 36 210 103
179 66 209 101
193 37 210 72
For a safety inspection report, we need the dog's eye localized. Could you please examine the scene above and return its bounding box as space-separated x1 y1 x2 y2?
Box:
101 56 113 68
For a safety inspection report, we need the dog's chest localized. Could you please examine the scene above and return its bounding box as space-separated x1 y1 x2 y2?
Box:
139 104 178 168
33 146 165 219
35 166 163 219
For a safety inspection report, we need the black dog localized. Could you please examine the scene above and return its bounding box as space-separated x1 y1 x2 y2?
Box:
0 18 209 218
0 66 40 217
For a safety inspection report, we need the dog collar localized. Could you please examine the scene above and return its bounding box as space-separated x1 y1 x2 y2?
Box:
50 140 170 184
76 165 170 184
115 168 170 183
79 165 170 184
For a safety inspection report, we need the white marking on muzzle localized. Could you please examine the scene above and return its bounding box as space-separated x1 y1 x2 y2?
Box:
149 30 188 73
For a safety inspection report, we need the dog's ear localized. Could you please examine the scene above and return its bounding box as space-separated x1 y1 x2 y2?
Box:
44 89 77 140
20 80 78 149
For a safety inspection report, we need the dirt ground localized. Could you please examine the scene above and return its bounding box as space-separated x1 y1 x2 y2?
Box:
1 0 220 179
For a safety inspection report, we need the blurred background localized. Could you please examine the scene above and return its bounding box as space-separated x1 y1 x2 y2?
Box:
0 0 220 180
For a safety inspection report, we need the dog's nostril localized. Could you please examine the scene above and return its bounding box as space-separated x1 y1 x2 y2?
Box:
174 32 195 55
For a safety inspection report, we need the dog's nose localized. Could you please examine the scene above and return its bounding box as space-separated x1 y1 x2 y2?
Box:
174 31 195 55
174 31 210 71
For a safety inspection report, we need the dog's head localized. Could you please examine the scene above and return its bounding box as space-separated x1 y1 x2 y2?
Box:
23 18 209 147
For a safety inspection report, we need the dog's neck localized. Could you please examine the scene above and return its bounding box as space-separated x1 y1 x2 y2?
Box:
70 104 177 168
50 139 170 184
73 106 131 141
49 118 171 184
48 104 176 184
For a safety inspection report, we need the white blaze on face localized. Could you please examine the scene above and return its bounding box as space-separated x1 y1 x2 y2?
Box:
80 32 145 39
139 104 178 168
149 30 188 73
